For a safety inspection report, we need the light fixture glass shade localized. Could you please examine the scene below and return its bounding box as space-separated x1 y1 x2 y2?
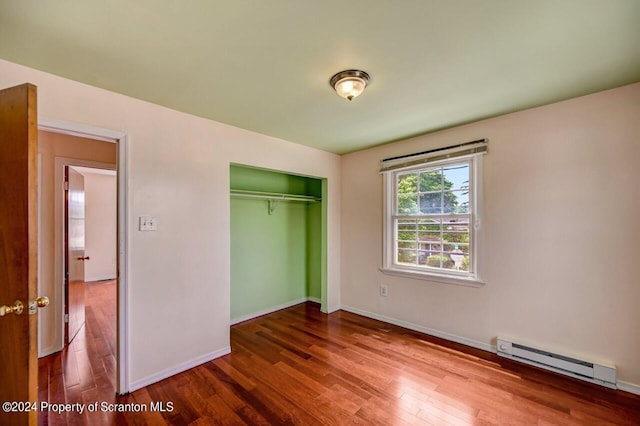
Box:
330 70 370 101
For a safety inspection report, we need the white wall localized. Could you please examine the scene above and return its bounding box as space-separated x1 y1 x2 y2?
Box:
340 83 640 388
81 170 117 282
0 59 341 389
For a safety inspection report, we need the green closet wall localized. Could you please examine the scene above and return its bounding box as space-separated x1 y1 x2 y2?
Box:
230 164 324 322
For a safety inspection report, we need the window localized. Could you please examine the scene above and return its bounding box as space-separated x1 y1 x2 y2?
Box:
381 142 485 286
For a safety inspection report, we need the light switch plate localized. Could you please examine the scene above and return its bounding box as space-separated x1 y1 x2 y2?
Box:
139 216 158 231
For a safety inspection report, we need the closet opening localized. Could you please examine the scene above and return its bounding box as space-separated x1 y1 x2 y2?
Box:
230 164 327 324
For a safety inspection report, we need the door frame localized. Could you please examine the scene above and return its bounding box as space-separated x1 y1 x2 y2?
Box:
38 117 130 395
60 161 115 346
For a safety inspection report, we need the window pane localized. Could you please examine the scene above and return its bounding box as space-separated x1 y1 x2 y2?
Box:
417 219 440 255
398 194 418 214
418 231 441 243
443 164 469 191
444 244 468 271
397 173 418 193
419 170 442 192
443 220 469 244
420 193 441 214
417 250 430 265
397 173 419 214
444 190 468 214
396 219 416 266
418 229 440 255
397 249 416 264
398 241 416 249
397 220 416 233
442 191 460 214
417 218 440 229
426 254 447 268
398 231 414 241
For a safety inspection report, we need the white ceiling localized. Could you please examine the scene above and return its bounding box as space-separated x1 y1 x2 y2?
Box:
1 1 639 154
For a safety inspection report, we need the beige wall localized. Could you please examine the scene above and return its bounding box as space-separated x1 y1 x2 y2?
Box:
0 59 341 389
82 171 117 282
38 131 116 355
340 83 640 388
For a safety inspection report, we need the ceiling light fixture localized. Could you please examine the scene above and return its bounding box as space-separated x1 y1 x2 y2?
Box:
329 69 370 101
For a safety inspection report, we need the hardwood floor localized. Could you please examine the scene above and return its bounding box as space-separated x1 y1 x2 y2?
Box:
38 284 640 425
38 280 118 425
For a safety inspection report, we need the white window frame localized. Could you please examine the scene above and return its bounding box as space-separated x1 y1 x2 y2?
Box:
381 154 485 287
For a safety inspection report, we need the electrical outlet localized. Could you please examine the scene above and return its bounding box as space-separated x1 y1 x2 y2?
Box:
380 283 388 297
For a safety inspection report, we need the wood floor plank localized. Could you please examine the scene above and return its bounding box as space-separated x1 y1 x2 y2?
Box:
38 290 640 425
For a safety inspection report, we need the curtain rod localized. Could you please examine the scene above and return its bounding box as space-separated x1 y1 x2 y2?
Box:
382 138 487 163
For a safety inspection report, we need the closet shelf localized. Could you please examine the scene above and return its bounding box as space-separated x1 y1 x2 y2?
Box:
230 189 321 214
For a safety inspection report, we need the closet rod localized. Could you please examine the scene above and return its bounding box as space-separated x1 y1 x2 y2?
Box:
230 189 321 203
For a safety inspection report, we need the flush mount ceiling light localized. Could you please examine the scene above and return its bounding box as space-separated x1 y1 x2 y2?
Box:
329 69 370 101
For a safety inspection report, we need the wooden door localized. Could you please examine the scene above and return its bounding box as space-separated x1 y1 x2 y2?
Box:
0 84 39 425
65 167 86 344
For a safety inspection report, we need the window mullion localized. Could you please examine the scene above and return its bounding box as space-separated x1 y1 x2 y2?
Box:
413 218 418 266
393 217 398 266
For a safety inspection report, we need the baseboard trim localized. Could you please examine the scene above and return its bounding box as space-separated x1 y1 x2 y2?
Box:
85 275 117 283
129 346 231 392
617 380 640 396
325 304 341 314
231 297 319 325
340 304 494 353
340 305 640 395
125 304 640 396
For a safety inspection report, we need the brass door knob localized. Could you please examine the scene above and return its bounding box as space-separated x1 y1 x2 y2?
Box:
28 296 50 315
0 300 24 317
35 296 49 308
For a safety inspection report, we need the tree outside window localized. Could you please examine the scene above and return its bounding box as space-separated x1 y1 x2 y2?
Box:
395 162 471 273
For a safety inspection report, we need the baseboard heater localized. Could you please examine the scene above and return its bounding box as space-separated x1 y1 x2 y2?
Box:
496 337 616 389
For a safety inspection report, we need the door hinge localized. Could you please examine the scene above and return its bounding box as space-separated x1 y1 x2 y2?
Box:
64 180 69 191
64 314 69 323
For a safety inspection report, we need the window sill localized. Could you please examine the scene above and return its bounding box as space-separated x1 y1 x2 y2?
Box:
379 267 485 288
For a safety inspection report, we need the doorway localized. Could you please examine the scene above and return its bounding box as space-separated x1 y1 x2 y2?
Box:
64 165 117 350
36 119 129 395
